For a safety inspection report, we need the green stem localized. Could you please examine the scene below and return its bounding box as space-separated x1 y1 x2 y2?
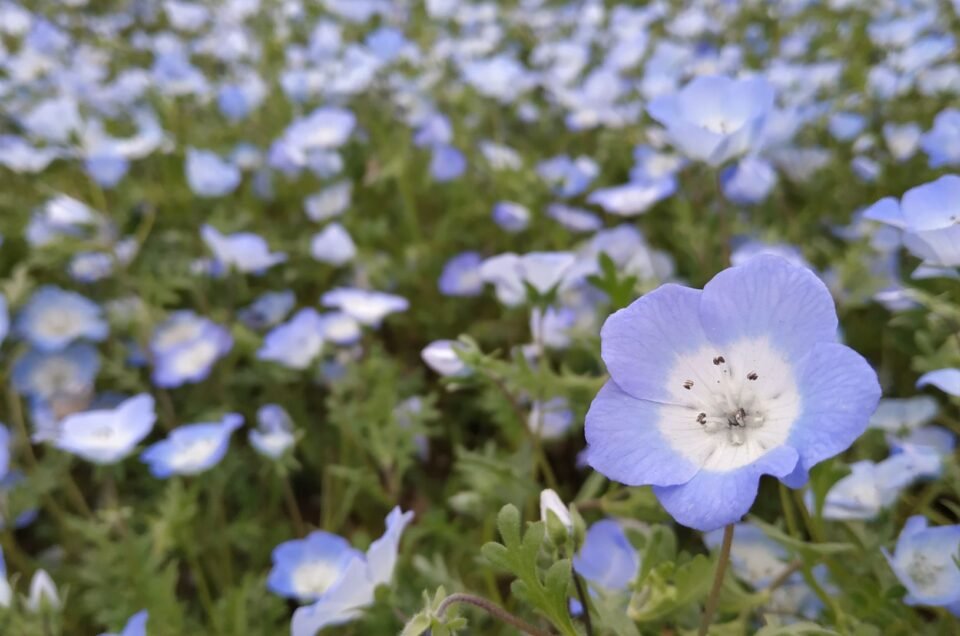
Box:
436 593 552 636
699 523 734 636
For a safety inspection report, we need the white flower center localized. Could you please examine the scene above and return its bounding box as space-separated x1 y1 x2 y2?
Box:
291 560 344 599
660 337 800 472
168 438 219 471
170 340 219 376
35 309 82 340
907 554 946 591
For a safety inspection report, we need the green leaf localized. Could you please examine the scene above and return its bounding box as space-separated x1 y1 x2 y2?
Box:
748 516 855 557
497 504 522 549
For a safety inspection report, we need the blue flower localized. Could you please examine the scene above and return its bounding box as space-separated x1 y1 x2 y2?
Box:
249 405 296 460
0 424 9 479
305 181 352 221
587 177 677 216
883 123 922 162
479 252 577 306
546 204 602 233
238 291 296 330
528 397 574 440
917 368 960 396
421 340 469 377
438 252 484 297
537 155 599 197
150 311 233 388
258 309 327 370
54 394 156 464
648 75 775 166
721 157 777 205
310 223 356 265
99 610 148 636
492 202 531 232
920 108 960 168
864 175 960 270
289 507 414 636
185 148 241 197
268 532 364 601
85 154 129 188
141 414 243 478
201 224 287 274
818 460 905 521
883 516 960 611
0 294 8 347
429 144 466 182
573 519 639 591
320 288 408 327
585 255 880 530
16 286 109 351
13 343 100 403
869 396 938 433
828 112 866 142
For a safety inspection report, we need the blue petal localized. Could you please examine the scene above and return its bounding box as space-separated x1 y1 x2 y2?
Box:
788 342 881 473
600 283 709 402
584 381 699 487
699 254 838 360
917 368 960 396
652 446 798 531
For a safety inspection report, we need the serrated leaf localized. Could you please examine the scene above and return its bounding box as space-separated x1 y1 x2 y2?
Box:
497 504 522 549
544 559 571 606
481 542 514 572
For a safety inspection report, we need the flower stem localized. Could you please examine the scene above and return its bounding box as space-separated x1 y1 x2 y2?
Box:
572 572 594 636
437 593 552 636
281 475 307 537
698 523 734 636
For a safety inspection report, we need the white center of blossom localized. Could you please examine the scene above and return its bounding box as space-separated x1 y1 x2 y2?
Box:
907 554 945 590
660 337 801 472
168 438 219 470
291 560 344 599
34 309 80 340
170 340 219 376
33 359 84 397
700 115 740 135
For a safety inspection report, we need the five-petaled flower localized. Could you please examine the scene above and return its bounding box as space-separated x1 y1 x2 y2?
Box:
584 255 880 531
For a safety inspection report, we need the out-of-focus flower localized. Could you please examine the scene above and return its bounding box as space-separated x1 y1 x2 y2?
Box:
250 405 296 459
573 519 639 591
648 75 775 166
99 610 148 636
421 340 469 377
150 311 233 388
320 288 408 327
54 394 156 464
883 516 960 614
917 368 960 396
310 223 356 265
13 343 100 403
258 309 327 370
185 148 241 197
492 201 531 233
290 507 414 636
920 109 960 167
238 291 296 330
201 224 287 274
26 570 60 613
438 252 484 297
587 177 677 216
16 286 109 352
141 414 243 478
528 397 574 440
721 157 777 204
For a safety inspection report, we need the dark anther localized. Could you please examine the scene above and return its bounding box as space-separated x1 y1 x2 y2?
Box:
713 356 725 365
747 372 758 381
728 407 747 427
683 380 694 390
697 412 706 424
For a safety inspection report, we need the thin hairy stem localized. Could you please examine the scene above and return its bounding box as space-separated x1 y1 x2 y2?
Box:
437 593 553 636
699 523 735 636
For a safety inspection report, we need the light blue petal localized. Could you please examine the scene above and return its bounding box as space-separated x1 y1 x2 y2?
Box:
917 368 960 396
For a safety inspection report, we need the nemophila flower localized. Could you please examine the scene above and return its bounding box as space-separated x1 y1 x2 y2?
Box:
920 108 960 167
320 288 408 327
573 519 639 591
290 507 414 636
587 177 677 216
141 414 243 478
531 305 579 351
721 157 777 205
26 569 60 613
864 175 960 270
310 223 356 265
916 368 960 396
281 107 356 157
869 396 938 433
852 156 880 183
492 201 531 233
13 343 100 403
547 204 602 233
305 181 352 221
438 251 484 297
99 610 148 636
421 340 469 377
258 308 327 370
529 397 574 440
461 54 537 104
0 136 60 173
537 155 599 198
828 112 866 142
884 516 960 614
201 224 287 274
150 311 233 388
817 460 904 521
478 141 522 171
269 532 365 601
730 241 811 270
883 123 922 162
249 404 296 459
647 75 776 166
429 144 466 182
585 255 880 531
85 154 129 188
888 425 956 460
238 291 296 330
16 286 109 352
53 394 156 464
0 424 9 479
185 148 241 197
479 252 577 306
